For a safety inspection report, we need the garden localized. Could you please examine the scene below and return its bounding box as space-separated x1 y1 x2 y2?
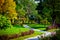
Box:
0 0 60 40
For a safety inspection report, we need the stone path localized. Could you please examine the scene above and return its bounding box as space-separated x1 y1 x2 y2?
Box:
23 24 56 40
24 32 52 40
24 35 40 40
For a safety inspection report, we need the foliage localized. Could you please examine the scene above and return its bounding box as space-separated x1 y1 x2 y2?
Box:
15 0 37 14
36 1 52 24
14 0 38 24
40 20 51 25
56 29 60 40
36 0 60 24
40 7 52 24
0 0 4 12
0 15 12 29
43 0 60 24
55 16 60 24
0 0 17 24
17 9 26 16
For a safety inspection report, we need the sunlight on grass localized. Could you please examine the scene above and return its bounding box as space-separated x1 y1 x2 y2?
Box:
0 27 30 36
38 28 46 30
27 24 50 28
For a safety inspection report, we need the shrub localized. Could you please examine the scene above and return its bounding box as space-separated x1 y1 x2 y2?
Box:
55 30 60 40
41 30 60 40
41 20 50 25
0 15 12 29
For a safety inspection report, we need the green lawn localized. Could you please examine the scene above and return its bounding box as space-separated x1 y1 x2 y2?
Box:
0 27 30 36
27 24 50 30
13 24 50 31
27 24 50 28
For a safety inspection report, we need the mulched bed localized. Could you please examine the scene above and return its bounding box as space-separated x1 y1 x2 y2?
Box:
0 30 34 40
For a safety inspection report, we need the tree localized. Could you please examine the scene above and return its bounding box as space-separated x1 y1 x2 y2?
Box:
45 0 60 23
14 0 38 23
43 0 55 24
0 0 17 24
43 0 60 24
36 0 51 24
